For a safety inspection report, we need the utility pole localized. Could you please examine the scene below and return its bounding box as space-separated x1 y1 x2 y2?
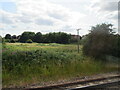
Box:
77 28 81 53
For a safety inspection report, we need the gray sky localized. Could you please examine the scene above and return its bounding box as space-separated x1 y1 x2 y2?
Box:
0 0 119 36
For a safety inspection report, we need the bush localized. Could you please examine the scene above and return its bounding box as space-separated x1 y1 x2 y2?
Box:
26 39 33 43
4 39 10 43
83 23 120 60
10 39 16 43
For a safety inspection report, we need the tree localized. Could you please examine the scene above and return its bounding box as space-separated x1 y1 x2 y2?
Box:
90 23 113 34
12 35 17 39
107 34 120 58
19 32 35 43
83 23 116 60
59 32 70 44
34 32 42 43
5 34 12 39
44 32 71 44
40 32 70 44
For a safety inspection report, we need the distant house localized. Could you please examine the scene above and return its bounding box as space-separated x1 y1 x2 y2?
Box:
71 35 81 40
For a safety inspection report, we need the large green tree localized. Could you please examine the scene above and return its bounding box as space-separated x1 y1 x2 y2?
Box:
83 23 119 60
34 32 42 43
5 34 12 39
19 32 35 43
12 35 17 39
59 32 70 44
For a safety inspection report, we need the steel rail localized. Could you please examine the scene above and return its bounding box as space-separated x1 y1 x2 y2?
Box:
70 81 120 90
25 75 120 90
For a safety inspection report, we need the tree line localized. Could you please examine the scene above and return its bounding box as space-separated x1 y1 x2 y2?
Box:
4 32 74 44
2 23 120 60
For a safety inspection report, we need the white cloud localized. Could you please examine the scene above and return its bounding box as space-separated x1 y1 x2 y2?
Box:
1 0 87 36
35 18 54 25
0 0 118 36
89 0 118 18
88 0 118 26
0 9 17 24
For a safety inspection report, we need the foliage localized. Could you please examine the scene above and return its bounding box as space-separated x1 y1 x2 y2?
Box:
34 32 42 43
4 39 11 43
12 35 17 39
4 32 72 44
2 43 119 87
5 34 12 39
42 32 71 44
10 39 18 43
26 39 33 43
19 32 35 43
83 23 120 60
108 34 120 57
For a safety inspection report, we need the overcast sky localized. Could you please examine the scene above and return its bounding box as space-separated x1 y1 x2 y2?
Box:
0 0 119 36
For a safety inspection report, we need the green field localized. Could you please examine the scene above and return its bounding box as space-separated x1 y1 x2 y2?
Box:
2 43 119 88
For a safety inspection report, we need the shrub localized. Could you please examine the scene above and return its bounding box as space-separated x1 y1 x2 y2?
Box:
10 39 16 43
5 39 10 42
83 23 120 60
26 39 33 43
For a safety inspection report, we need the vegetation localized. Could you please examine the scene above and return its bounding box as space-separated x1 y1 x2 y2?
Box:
19 32 35 43
26 39 33 43
83 23 120 60
2 23 120 88
34 32 42 43
5 34 12 39
3 32 72 44
2 43 119 87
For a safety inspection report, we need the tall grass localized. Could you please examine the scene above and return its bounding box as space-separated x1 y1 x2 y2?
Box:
2 43 119 88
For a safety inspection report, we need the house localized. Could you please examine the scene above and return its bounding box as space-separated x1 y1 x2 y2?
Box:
71 35 81 40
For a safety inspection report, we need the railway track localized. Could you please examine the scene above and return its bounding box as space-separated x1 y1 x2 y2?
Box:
26 74 120 90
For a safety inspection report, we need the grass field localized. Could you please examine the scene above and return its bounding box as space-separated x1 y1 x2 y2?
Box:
2 43 119 88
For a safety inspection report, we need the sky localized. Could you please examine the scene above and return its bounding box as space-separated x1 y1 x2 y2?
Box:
0 0 119 36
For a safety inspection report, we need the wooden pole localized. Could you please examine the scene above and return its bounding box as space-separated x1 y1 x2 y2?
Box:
77 29 81 53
